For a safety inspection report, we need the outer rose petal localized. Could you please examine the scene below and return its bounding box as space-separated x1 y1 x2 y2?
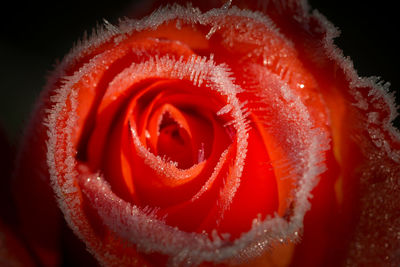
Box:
0 221 35 267
254 3 400 265
0 129 35 267
12 1 400 267
0 128 14 227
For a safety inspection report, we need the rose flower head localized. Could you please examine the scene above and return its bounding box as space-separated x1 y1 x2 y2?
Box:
6 0 400 266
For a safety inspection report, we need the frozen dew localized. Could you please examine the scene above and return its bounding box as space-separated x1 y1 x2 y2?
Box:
114 54 249 185
97 45 328 265
192 147 230 202
206 25 219 40
317 10 400 163
312 9 400 266
40 1 400 266
216 104 233 116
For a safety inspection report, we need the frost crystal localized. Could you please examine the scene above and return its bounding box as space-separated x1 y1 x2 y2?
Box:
45 4 330 266
42 1 400 266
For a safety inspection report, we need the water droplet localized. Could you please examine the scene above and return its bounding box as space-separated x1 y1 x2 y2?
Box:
145 130 151 139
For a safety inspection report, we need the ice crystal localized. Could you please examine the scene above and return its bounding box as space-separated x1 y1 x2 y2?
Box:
43 2 400 266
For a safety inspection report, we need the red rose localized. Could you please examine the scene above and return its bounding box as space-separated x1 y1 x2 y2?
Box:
0 128 35 266
9 1 400 266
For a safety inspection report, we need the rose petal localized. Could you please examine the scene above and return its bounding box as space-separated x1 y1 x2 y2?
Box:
12 1 400 266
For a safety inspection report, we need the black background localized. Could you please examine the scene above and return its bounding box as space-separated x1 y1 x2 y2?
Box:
0 0 398 143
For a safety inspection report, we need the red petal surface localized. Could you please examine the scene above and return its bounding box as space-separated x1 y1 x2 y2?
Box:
11 1 400 266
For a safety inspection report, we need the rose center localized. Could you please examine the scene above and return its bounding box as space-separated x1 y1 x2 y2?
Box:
157 112 195 168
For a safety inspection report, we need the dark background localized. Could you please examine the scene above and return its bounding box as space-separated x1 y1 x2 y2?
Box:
0 0 398 143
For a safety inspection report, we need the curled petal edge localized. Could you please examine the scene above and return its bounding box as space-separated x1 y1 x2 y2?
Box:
45 5 331 266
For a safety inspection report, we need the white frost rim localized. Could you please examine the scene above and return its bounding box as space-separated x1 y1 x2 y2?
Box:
45 3 330 266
